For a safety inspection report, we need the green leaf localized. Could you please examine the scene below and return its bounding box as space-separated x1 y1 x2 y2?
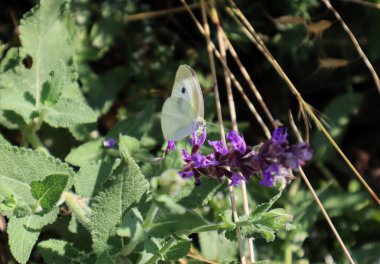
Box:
74 159 117 197
163 239 191 260
0 0 97 128
176 177 227 209
249 191 282 221
199 231 237 262
312 92 364 162
8 208 59 264
0 145 74 214
90 138 149 253
42 97 97 128
38 239 87 264
119 135 140 156
31 174 69 210
65 139 104 167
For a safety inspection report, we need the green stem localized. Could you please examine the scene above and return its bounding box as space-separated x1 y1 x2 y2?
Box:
143 204 159 229
144 237 177 264
25 132 49 154
284 242 292 264
64 192 91 228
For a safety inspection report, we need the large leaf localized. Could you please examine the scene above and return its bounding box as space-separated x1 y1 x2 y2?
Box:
0 0 96 128
90 136 149 253
0 145 74 215
8 208 59 264
38 239 89 264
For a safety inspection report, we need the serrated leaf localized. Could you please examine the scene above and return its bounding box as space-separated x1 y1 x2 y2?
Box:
42 97 97 128
90 137 149 253
0 145 74 214
65 139 104 167
0 0 97 129
8 208 59 264
31 174 69 210
74 159 117 197
38 239 87 264
249 192 282 221
163 240 191 260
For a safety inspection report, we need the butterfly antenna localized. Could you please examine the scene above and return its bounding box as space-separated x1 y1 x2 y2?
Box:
206 121 231 133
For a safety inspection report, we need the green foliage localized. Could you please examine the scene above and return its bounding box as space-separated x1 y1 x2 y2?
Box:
31 174 69 210
1 0 378 263
90 135 149 254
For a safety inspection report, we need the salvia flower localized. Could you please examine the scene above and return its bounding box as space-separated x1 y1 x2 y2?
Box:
103 138 117 148
177 127 313 188
165 140 176 154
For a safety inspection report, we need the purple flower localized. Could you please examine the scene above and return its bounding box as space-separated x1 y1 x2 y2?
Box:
166 141 176 152
227 130 246 154
179 170 194 179
259 164 278 187
189 130 207 148
272 127 287 143
230 173 247 187
103 138 117 148
279 143 313 170
192 153 211 168
208 140 228 156
182 149 192 162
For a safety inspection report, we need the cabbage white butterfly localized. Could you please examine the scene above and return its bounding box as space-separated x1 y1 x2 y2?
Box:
161 65 206 141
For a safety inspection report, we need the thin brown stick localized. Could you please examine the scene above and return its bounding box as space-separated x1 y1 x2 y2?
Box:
125 3 200 22
210 2 255 262
181 0 272 139
199 1 246 263
340 0 380 9
289 112 355 264
321 0 380 93
221 30 276 127
227 0 380 205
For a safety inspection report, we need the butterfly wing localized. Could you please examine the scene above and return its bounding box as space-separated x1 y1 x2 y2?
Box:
171 65 204 119
161 97 198 141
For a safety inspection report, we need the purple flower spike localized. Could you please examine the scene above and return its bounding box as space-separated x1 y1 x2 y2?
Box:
272 127 287 143
192 153 210 168
230 173 247 187
165 141 176 153
179 170 194 179
208 140 228 156
103 138 117 148
227 130 246 154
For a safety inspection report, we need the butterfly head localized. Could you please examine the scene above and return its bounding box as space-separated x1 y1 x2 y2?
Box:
193 118 206 133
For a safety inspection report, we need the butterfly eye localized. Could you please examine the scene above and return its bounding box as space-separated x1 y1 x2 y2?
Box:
181 87 186 93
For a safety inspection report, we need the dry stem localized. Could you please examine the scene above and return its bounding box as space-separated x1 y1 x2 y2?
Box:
289 112 355 264
321 0 380 93
199 1 246 263
125 3 200 22
227 0 380 205
210 2 255 262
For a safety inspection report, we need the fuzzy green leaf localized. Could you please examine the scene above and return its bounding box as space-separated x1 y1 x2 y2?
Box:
8 208 59 264
90 138 149 253
75 159 117 198
38 239 87 264
0 0 97 128
65 139 104 167
31 174 69 210
163 239 191 260
0 146 74 215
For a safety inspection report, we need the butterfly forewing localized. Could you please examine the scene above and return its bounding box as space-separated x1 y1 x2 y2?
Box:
171 65 204 119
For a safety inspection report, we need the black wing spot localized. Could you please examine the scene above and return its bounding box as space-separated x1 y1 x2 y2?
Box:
181 87 186 93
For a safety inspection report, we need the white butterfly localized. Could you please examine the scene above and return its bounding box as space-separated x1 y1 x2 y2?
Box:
161 65 206 141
